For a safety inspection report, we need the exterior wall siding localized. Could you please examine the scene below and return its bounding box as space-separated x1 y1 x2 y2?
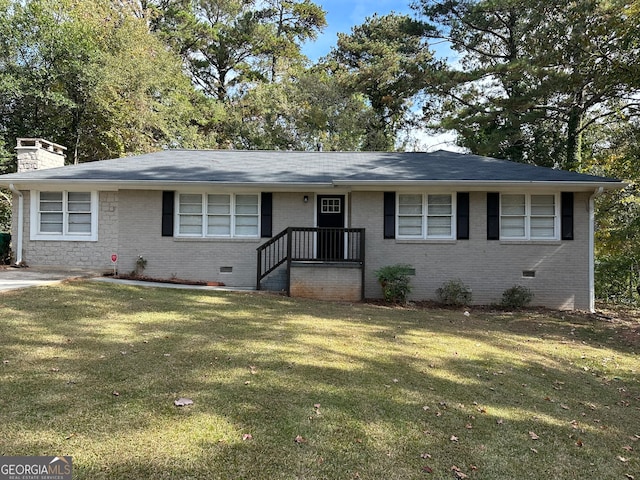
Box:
18 190 118 270
14 187 593 310
352 191 591 310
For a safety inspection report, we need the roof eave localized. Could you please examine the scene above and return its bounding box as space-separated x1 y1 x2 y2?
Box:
333 179 626 191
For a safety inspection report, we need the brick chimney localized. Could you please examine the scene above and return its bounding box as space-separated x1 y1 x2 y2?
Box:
15 138 66 172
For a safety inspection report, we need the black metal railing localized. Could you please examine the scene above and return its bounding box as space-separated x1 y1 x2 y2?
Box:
256 227 365 294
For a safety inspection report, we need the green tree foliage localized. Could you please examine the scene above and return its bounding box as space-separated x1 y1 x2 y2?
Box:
589 122 640 302
416 0 640 169
329 13 437 151
219 66 372 150
0 0 217 165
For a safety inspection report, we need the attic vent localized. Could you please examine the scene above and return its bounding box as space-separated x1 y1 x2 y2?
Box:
522 270 536 278
220 266 233 273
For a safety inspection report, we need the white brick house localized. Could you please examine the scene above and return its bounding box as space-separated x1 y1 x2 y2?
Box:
0 139 623 310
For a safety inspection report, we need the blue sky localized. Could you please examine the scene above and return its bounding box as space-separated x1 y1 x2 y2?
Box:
302 0 415 61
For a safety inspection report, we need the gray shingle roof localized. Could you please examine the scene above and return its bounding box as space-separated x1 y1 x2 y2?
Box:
0 149 621 188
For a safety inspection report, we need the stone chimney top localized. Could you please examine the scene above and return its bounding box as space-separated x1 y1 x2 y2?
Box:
16 138 66 172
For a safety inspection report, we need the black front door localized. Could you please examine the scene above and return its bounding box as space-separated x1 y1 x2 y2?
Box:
317 195 345 260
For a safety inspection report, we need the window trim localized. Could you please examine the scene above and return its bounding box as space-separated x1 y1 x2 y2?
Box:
500 192 560 240
396 192 456 240
175 192 261 238
30 190 98 242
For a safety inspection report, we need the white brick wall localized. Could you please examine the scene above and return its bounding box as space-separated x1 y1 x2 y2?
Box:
18 191 118 270
352 191 591 310
13 187 594 309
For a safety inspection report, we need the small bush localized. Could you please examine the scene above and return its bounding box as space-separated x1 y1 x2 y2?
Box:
501 285 534 308
436 279 472 306
375 264 413 304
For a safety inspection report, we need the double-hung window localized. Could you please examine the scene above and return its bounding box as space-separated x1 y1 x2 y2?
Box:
397 193 454 239
177 193 259 238
500 193 558 240
31 191 98 241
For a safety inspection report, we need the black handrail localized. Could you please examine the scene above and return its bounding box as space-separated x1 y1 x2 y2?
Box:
256 227 365 293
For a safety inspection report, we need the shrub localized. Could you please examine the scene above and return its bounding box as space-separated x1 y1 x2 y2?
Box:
0 232 10 265
375 264 414 304
436 279 472 306
501 285 534 308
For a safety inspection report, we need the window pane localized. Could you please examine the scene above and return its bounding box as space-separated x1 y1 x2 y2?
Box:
68 192 91 202
427 216 452 236
68 212 92 233
428 195 452 213
179 194 202 214
68 201 91 212
531 217 555 237
502 195 525 215
398 216 422 236
40 202 63 212
207 215 231 236
40 192 62 202
531 195 555 216
40 213 63 233
501 217 525 237
179 215 203 235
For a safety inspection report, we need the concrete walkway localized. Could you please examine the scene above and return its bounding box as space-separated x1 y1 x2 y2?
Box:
0 266 256 293
0 266 101 292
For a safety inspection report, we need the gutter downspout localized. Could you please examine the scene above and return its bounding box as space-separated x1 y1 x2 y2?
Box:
8 184 23 265
589 187 604 313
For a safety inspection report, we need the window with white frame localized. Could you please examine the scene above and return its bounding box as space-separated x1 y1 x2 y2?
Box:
500 193 557 239
177 193 259 237
31 191 98 241
397 193 454 239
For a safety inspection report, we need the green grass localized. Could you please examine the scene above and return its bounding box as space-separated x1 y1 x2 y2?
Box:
0 281 638 479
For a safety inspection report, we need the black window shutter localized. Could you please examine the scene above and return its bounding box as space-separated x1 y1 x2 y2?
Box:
457 192 470 240
161 191 174 237
261 192 273 238
487 192 500 240
383 192 396 239
561 192 574 240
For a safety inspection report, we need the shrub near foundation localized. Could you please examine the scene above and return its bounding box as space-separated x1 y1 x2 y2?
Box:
375 263 413 303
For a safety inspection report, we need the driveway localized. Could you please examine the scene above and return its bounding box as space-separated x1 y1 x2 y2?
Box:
0 266 100 292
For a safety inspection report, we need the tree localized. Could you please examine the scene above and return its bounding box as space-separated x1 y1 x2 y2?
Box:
416 0 640 168
329 13 437 151
0 0 215 165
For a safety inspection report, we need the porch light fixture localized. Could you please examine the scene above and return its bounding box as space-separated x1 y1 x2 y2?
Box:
303 195 309 203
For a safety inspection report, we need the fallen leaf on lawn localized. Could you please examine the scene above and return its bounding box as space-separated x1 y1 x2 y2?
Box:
497 419 504 425
249 365 258 374
560 404 570 410
174 397 194 406
422 405 430 411
618 456 629 463
64 433 76 440
244 381 251 385
576 438 584 447
242 433 253 441
50 367 59 372
393 378 399 383
622 445 633 452
465 423 473 429
529 431 540 440
420 453 432 459
470 465 478 471
451 466 468 479
624 474 634 480
294 435 307 444
2 360 9 364
314 403 321 409
112 391 120 397
421 465 433 473
450 435 459 442
530 448 538 454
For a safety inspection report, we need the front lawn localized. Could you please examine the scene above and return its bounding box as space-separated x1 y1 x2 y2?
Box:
0 281 638 479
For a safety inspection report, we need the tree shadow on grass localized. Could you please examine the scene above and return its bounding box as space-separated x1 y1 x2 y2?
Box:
0 282 638 479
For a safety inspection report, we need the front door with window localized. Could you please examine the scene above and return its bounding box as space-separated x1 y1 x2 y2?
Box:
317 195 345 260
